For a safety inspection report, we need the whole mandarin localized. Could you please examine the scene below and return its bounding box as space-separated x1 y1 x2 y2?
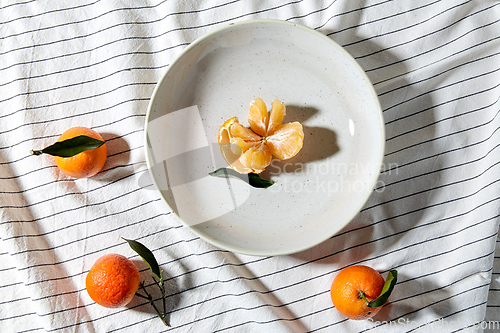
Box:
86 254 140 308
330 265 386 320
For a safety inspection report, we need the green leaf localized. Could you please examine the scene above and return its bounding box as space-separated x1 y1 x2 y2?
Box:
209 168 274 188
123 238 162 280
248 173 275 188
367 269 398 308
31 135 105 157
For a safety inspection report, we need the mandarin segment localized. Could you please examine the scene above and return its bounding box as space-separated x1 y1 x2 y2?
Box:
248 97 269 136
267 99 286 135
266 122 304 160
217 98 304 174
239 143 272 174
219 144 253 174
229 122 262 142
229 137 259 154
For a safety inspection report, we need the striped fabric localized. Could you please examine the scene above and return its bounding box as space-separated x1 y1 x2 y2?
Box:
1 1 499 332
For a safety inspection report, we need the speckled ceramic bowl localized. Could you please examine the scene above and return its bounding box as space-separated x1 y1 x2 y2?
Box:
145 19 385 256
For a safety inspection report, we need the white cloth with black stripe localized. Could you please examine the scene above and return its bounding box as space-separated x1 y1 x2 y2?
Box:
1 1 500 332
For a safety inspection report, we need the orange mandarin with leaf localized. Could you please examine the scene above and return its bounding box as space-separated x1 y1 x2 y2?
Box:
330 265 398 320
31 126 107 178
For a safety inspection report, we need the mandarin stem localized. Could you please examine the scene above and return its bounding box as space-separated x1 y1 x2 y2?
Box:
160 270 167 321
137 282 170 327
152 275 168 322
358 290 370 306
134 292 149 300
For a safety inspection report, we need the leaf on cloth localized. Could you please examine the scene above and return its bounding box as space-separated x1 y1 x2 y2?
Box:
123 238 161 280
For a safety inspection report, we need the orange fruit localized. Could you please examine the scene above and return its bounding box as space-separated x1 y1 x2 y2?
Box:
53 126 107 178
330 265 386 320
218 98 304 174
86 254 141 308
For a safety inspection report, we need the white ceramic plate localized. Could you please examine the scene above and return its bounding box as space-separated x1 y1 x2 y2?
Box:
145 19 384 256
